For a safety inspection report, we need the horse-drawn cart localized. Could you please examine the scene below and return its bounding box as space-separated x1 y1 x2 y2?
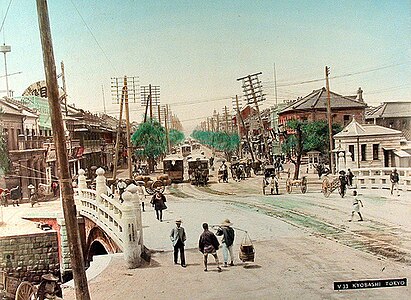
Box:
1 271 36 300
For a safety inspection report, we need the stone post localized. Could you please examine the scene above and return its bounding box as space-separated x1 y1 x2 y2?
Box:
338 152 345 172
346 152 352 170
77 169 87 190
95 167 106 203
122 184 143 268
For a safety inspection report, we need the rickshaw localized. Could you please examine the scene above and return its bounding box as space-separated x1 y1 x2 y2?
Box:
163 156 184 183
262 165 279 195
187 156 209 186
181 144 192 157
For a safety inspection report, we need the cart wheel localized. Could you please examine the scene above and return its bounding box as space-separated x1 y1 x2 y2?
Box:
322 177 331 198
301 177 307 194
15 281 36 300
151 180 165 193
286 178 292 194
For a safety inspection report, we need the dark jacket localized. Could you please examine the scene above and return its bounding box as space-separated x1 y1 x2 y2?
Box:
151 193 167 210
216 226 235 247
199 230 220 253
390 172 399 183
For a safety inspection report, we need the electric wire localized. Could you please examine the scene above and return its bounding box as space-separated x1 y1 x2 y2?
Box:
0 0 13 35
69 0 118 74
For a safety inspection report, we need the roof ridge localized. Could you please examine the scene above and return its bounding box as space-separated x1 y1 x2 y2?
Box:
311 88 323 108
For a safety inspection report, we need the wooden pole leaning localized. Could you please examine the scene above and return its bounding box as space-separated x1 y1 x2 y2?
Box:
36 1 91 299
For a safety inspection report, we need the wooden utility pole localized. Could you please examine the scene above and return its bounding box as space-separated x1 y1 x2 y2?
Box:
207 118 210 131
224 106 229 133
60 61 68 116
36 1 91 299
325 66 334 174
164 105 170 153
149 84 153 120
216 113 220 132
123 77 133 179
247 75 269 160
236 95 254 163
112 90 125 181
157 105 161 124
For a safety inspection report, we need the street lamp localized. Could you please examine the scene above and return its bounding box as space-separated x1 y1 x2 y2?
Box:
0 44 11 98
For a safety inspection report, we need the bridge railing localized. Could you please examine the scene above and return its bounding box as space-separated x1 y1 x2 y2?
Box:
75 187 124 250
351 167 411 191
74 168 144 268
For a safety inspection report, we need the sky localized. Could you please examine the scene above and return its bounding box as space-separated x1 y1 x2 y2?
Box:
1 0 411 134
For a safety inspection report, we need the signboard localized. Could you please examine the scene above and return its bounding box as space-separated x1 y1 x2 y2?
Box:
22 80 48 98
15 95 52 130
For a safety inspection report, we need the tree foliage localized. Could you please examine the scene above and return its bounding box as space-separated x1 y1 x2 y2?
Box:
191 130 240 153
131 119 167 160
281 120 342 179
169 129 185 146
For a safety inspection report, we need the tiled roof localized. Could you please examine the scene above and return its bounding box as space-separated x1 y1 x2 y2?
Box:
280 87 366 114
334 118 402 138
365 102 411 119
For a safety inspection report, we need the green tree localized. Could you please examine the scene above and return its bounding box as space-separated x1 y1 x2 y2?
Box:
282 120 342 179
169 129 185 146
131 119 166 172
192 130 240 160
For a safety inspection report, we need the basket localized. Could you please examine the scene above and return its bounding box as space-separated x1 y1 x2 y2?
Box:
239 232 255 262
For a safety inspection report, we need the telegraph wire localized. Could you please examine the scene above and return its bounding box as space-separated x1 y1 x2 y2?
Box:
69 0 118 74
0 0 13 35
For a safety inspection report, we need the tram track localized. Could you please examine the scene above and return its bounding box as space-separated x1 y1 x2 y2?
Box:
172 183 411 265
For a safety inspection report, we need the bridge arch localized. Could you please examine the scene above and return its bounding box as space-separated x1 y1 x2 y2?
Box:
85 220 121 263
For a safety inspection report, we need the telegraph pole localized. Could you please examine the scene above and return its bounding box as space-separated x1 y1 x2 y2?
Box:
149 84 153 120
112 90 124 181
36 1 91 299
60 61 68 115
236 95 254 163
164 105 170 153
224 106 229 133
325 66 334 174
123 77 133 179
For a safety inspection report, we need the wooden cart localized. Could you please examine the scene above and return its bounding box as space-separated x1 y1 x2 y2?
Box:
1 271 36 300
285 176 308 194
321 175 346 198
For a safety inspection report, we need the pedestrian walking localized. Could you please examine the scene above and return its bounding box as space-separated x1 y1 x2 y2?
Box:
199 223 221 272
51 181 59 197
0 189 8 207
117 179 127 202
219 161 228 183
150 191 167 222
170 218 186 267
9 186 21 207
215 219 235 267
346 169 354 187
338 170 347 197
390 168 400 196
30 191 39 207
349 191 363 222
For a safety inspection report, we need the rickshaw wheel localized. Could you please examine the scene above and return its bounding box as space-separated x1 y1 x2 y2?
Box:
15 281 36 300
286 179 292 194
301 177 307 194
322 177 331 198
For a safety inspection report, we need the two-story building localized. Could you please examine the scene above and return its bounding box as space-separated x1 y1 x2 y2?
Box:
0 97 47 198
278 87 367 127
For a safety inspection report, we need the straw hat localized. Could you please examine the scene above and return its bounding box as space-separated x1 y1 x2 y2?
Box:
175 218 182 224
221 219 233 227
42 273 59 281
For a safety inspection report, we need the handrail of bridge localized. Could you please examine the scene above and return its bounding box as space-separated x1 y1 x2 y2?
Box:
351 167 411 191
74 187 124 250
74 167 144 268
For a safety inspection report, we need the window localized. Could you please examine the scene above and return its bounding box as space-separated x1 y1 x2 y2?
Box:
373 144 379 160
361 144 366 161
349 145 355 161
343 115 350 126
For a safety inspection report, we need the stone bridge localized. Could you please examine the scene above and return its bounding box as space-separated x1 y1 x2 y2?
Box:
73 168 144 270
